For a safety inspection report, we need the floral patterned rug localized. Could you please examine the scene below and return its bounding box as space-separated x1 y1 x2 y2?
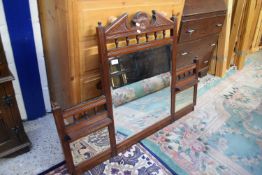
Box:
42 51 262 175
141 52 262 175
41 143 172 175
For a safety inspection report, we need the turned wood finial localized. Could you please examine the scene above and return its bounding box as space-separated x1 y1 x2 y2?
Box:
152 10 156 15
170 15 177 22
51 102 61 110
171 10 178 22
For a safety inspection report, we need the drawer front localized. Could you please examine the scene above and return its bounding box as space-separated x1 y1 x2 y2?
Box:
179 15 225 42
199 59 210 68
177 44 195 68
177 35 218 69
199 67 209 77
80 74 102 101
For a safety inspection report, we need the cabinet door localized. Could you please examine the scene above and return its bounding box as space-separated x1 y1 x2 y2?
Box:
0 117 10 143
0 82 21 129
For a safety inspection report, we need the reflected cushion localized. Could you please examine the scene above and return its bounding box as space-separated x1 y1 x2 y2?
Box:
112 72 170 107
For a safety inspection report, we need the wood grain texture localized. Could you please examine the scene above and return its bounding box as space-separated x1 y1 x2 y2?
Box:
178 0 226 77
38 0 185 108
226 0 246 69
96 10 179 158
38 0 78 108
248 0 262 51
215 0 234 77
177 35 218 69
183 0 226 16
179 15 225 42
235 0 257 69
251 3 262 52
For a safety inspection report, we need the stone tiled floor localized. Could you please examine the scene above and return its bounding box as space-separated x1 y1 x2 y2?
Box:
0 114 64 175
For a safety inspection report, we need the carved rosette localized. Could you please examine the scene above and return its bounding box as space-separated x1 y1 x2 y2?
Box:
104 10 174 36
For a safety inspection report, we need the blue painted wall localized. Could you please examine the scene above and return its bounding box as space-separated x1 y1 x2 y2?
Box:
3 0 46 120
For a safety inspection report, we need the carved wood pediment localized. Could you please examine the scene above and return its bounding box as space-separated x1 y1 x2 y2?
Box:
103 10 174 37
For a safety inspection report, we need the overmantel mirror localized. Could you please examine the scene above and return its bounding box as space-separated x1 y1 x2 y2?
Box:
97 11 178 145
52 10 200 174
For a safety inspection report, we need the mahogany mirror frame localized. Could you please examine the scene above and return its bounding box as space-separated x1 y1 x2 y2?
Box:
96 10 178 158
52 11 200 175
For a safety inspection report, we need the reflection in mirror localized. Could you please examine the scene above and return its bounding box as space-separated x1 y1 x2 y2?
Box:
109 45 171 142
110 45 171 89
70 127 110 165
60 97 112 166
175 87 194 112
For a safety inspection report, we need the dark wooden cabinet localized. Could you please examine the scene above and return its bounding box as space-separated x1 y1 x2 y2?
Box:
0 37 30 158
177 0 226 77
177 35 219 68
179 16 225 43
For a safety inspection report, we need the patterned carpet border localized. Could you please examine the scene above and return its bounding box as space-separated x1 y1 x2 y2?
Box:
41 143 173 175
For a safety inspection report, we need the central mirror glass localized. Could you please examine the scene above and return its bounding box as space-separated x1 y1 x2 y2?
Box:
108 45 172 143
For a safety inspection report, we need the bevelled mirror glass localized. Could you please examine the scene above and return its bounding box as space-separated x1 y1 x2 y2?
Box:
175 87 194 112
109 45 172 143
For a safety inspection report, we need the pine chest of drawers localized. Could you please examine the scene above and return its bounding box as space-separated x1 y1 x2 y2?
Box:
177 0 226 77
38 0 186 108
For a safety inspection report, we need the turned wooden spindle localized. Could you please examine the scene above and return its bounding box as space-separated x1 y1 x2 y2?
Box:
126 37 130 46
154 32 157 40
73 115 77 123
178 74 181 80
115 38 119 48
145 33 149 42
136 35 140 44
